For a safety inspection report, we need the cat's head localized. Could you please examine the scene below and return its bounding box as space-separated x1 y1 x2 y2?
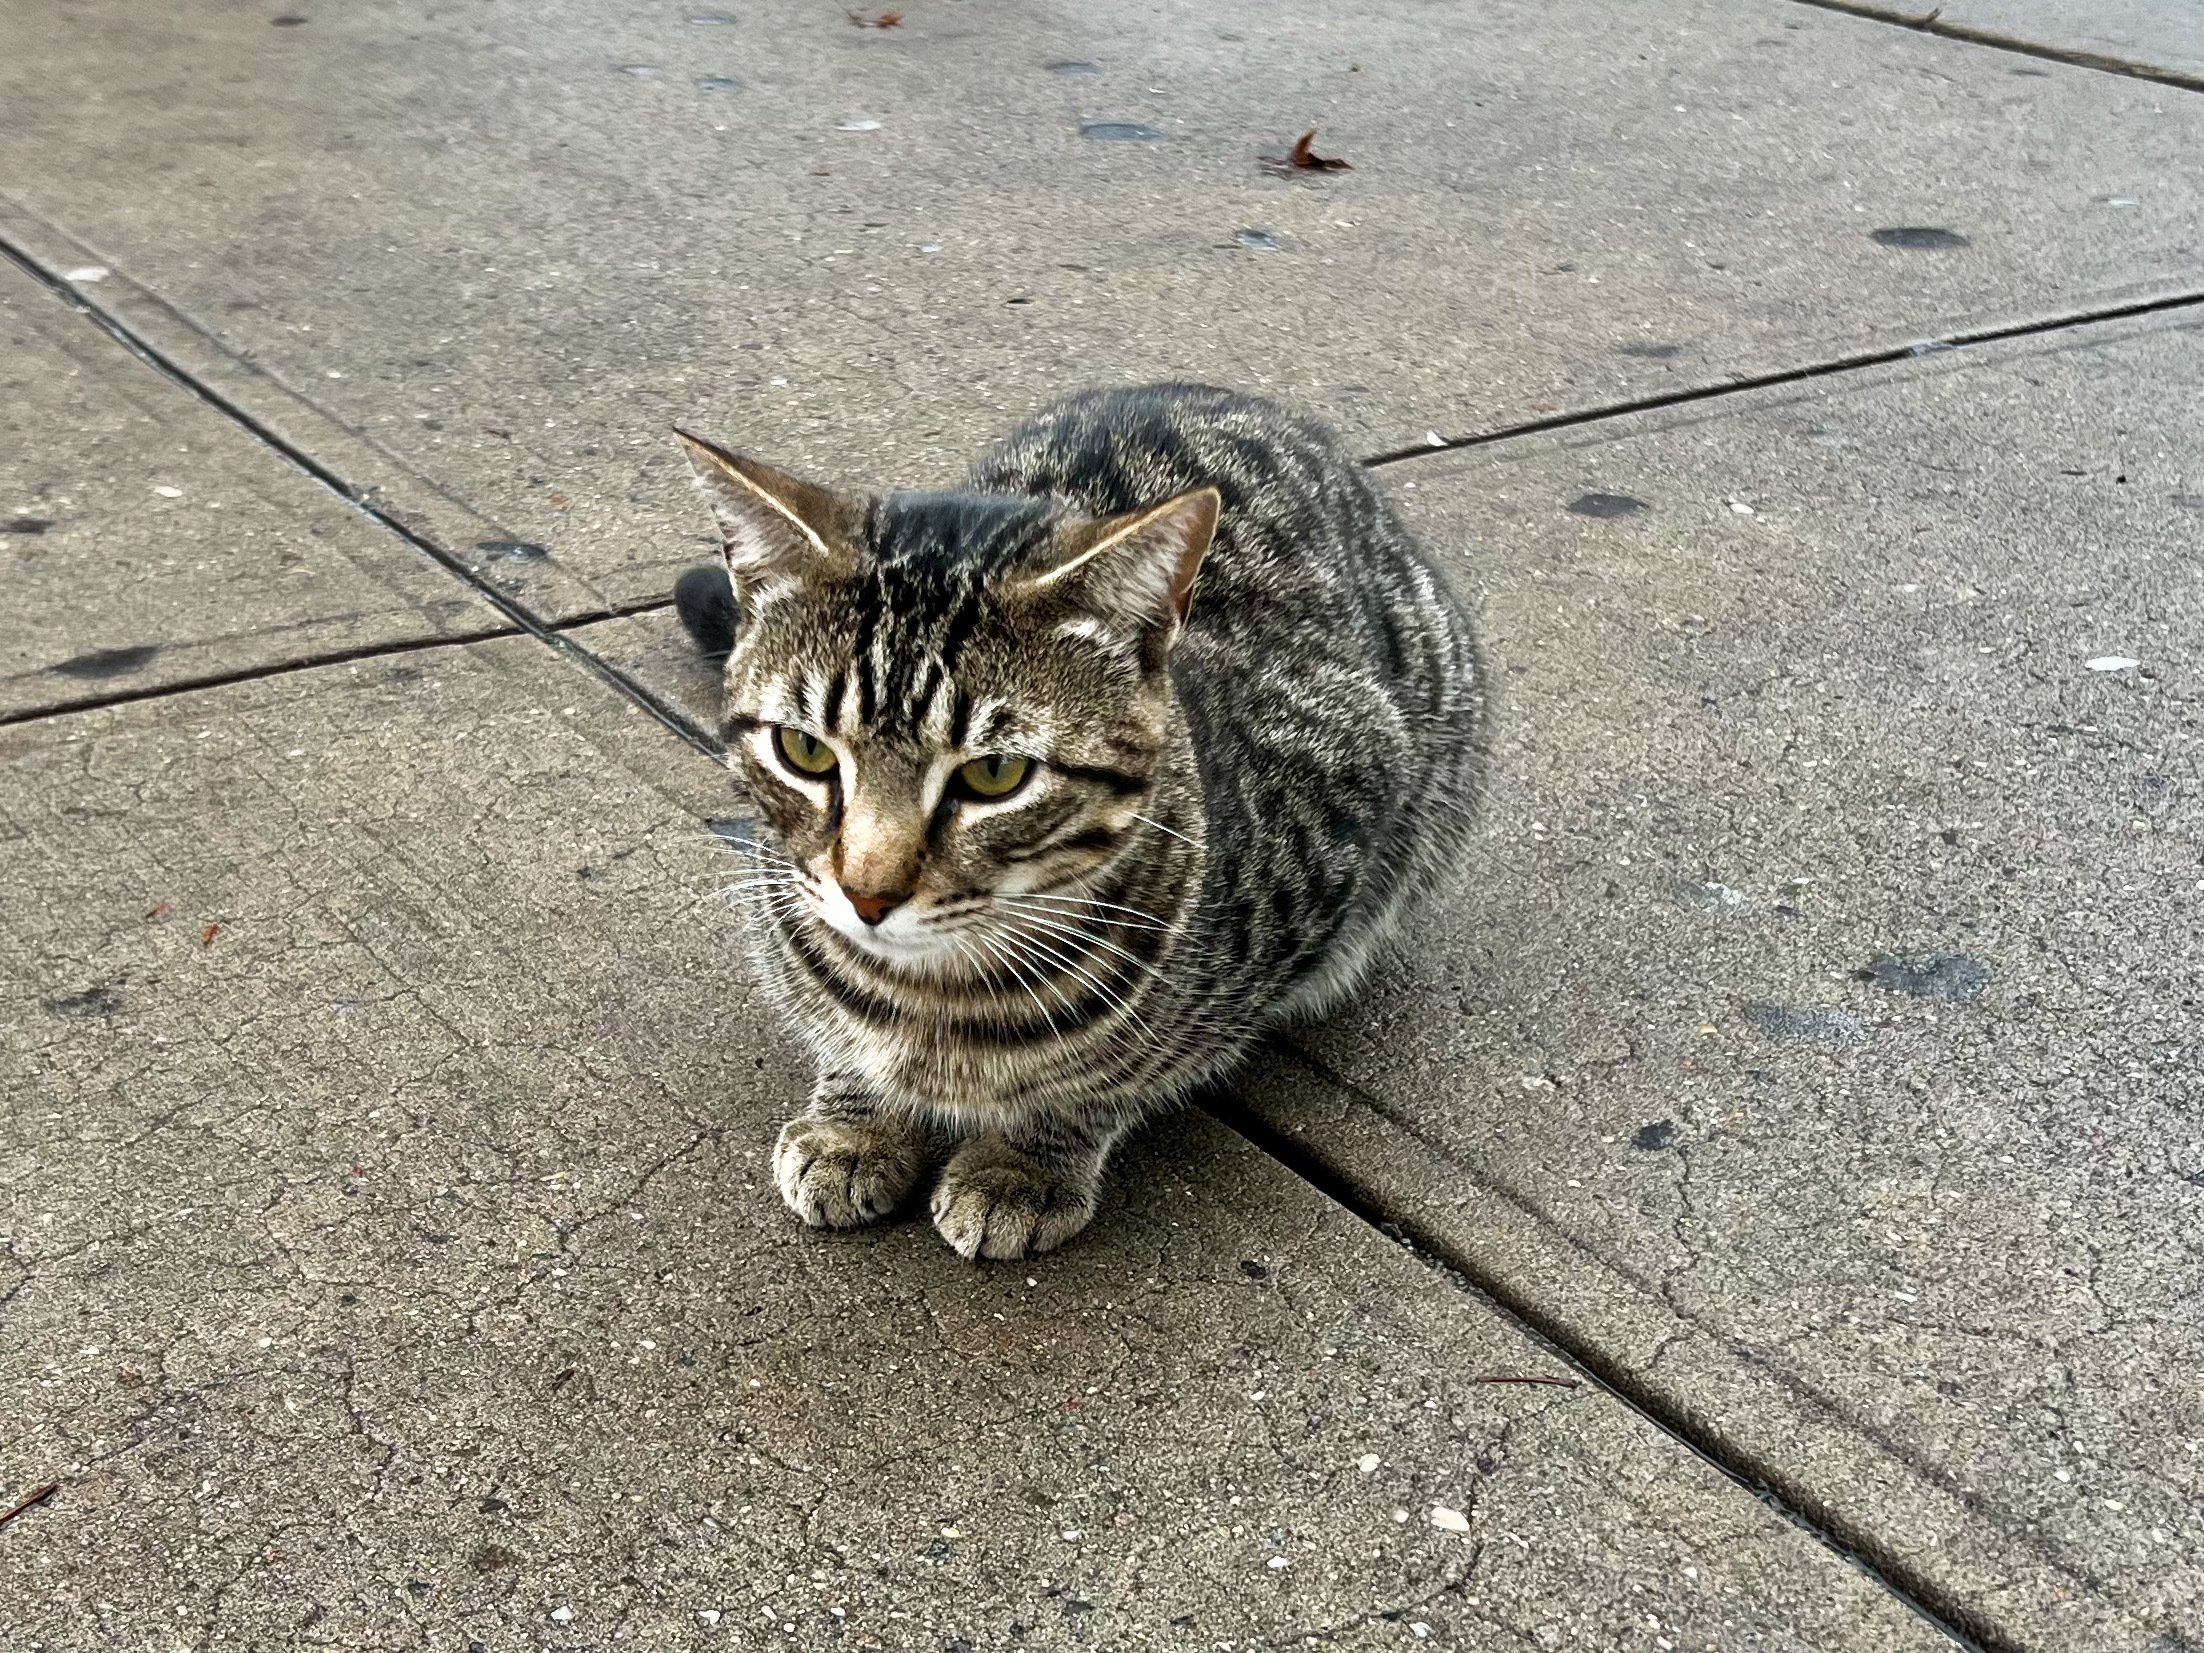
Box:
677 429 1217 972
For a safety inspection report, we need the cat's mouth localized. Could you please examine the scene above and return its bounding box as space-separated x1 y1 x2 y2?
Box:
812 893 961 969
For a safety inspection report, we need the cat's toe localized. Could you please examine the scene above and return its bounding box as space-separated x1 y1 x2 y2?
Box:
774 1115 925 1229
929 1143 1098 1261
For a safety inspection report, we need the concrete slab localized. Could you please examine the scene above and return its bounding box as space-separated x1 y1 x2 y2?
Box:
2 0 2200 614
0 259 500 720
0 638 1953 1652
1227 313 2203 1650
1839 0 2204 83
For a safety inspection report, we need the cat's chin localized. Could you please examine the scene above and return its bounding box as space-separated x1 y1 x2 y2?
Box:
813 908 964 975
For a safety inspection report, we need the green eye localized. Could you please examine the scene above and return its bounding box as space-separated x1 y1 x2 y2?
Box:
956 754 1032 800
774 726 837 777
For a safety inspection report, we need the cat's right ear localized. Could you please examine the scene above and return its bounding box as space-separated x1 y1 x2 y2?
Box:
673 429 858 597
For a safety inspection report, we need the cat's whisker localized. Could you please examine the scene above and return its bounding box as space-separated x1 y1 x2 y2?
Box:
996 904 1175 987
991 921 1167 1055
1130 812 1198 849
1012 888 1185 931
970 925 1071 1046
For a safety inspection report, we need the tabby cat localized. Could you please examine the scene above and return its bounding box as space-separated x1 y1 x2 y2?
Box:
674 384 1483 1260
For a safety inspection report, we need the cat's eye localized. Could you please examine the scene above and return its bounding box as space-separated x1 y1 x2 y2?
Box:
773 726 838 777
955 754 1032 800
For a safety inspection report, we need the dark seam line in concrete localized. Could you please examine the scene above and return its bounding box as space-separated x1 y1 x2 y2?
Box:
1362 288 2204 467
1209 1051 2017 1653
0 232 718 762
0 599 677 730
0 626 521 728
1785 0 2204 94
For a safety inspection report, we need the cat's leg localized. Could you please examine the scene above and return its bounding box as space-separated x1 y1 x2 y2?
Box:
930 1112 1120 1261
774 1069 935 1229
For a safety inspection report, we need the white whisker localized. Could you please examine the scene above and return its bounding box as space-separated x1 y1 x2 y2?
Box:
1130 812 1198 848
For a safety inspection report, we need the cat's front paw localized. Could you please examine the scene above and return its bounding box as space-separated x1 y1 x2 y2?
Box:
930 1137 1099 1261
774 1114 927 1229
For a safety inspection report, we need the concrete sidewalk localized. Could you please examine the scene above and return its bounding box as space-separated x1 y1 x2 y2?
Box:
2 4 2197 1651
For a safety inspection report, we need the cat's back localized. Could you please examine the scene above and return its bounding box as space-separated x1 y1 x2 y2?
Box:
970 382 1468 693
967 382 1366 550
975 384 1486 1020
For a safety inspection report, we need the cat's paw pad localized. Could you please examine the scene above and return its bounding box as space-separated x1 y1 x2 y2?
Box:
929 1142 1098 1261
774 1115 926 1229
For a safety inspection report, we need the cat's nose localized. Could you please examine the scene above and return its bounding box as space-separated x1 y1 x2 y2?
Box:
842 886 906 926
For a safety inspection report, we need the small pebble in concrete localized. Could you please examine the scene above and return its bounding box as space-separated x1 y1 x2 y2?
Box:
1429 1505 1471 1533
1859 952 1989 1004
1567 492 1647 519
618 64 660 77
63 265 109 283
1080 120 1162 140
1870 226 1969 250
2086 655 2140 672
1357 1453 1381 1473
1744 1003 1869 1047
836 116 882 131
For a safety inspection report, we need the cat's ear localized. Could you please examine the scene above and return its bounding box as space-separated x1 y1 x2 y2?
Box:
1012 488 1220 645
674 428 858 596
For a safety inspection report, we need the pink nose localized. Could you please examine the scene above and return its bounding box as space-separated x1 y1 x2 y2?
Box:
843 887 905 926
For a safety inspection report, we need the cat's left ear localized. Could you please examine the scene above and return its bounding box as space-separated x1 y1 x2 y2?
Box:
1011 488 1220 646
674 428 859 596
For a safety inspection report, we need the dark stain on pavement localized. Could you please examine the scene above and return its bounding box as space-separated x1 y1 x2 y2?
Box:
1871 226 1969 250
47 984 123 1017
1859 952 1990 1003
1567 492 1648 519
50 643 160 679
1632 1119 1677 1150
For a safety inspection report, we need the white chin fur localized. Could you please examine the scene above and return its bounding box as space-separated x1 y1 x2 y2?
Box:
814 897 955 967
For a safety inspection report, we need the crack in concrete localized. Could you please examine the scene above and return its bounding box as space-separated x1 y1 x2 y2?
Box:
1786 0 2204 95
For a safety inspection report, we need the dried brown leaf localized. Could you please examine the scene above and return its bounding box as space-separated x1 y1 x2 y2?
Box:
1287 128 1350 171
1262 128 1352 176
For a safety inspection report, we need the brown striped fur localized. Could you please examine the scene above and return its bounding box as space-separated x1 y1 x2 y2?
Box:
676 385 1483 1259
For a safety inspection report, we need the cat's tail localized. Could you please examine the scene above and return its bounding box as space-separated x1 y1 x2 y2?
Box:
673 565 738 661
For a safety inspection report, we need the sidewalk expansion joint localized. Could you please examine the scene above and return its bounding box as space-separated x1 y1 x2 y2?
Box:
0 602 679 731
1785 0 2204 95
1209 1043 2024 1653
1363 288 2204 468
0 232 716 758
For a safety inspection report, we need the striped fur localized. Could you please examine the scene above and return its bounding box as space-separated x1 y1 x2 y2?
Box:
677 385 1484 1258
